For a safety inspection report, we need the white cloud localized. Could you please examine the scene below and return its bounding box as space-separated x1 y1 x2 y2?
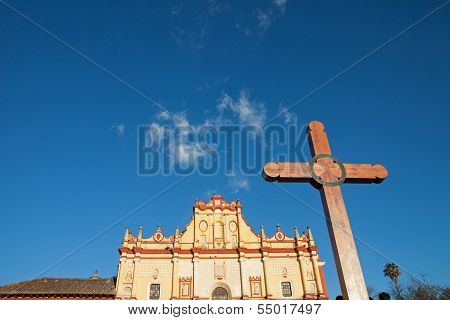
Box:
257 10 272 32
147 123 165 142
243 0 288 36
217 93 233 112
228 170 250 193
278 106 297 125
110 123 125 135
145 90 269 193
157 110 171 120
150 110 208 165
217 90 266 131
273 0 287 12
172 112 190 129
172 142 203 164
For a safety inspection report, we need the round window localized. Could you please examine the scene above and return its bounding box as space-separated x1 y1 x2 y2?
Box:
199 220 208 232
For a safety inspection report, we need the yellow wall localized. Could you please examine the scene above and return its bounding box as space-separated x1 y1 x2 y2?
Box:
116 195 328 300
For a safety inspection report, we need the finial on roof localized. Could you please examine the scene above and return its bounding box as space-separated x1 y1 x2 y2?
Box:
260 225 266 238
138 226 143 241
307 226 314 243
294 226 301 239
90 270 100 280
157 224 162 232
175 226 179 237
276 224 281 232
123 228 129 241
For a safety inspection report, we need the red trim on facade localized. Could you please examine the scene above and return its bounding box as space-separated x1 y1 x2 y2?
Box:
120 247 319 256
260 248 296 254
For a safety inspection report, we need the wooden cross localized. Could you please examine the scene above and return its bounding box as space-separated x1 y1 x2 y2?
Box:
263 121 388 300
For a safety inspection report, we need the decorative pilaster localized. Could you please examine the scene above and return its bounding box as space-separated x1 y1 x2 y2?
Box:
115 258 124 294
298 256 308 298
311 256 324 295
262 256 272 299
171 258 179 299
237 211 244 247
131 258 141 299
192 258 199 299
239 257 248 299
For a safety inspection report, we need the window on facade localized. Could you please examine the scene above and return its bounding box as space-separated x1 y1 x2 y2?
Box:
181 283 190 297
249 276 262 297
281 282 292 297
123 286 132 299
252 282 261 296
149 283 161 300
179 277 192 299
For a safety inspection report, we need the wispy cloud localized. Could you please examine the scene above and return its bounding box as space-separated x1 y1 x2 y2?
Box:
238 0 289 37
217 90 267 131
228 170 250 193
157 110 171 120
148 111 208 166
170 0 228 53
147 123 165 141
273 0 287 12
256 10 272 33
146 90 269 192
110 123 126 136
278 105 297 125
196 76 230 92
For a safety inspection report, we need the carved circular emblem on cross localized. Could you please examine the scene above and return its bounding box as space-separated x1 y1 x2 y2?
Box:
308 154 347 187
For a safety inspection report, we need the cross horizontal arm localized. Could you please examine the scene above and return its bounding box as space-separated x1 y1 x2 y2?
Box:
262 162 388 183
343 163 388 183
263 162 311 182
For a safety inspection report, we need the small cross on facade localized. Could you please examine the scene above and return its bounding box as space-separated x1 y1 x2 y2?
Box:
263 120 388 300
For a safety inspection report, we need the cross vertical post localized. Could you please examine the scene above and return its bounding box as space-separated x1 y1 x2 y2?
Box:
263 120 388 300
309 121 368 300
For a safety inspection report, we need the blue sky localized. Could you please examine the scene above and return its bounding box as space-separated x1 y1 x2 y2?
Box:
0 0 449 298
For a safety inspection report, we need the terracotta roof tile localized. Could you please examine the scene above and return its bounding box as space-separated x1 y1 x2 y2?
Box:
0 278 116 298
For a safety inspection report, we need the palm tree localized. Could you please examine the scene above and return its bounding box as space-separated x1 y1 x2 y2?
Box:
383 263 403 299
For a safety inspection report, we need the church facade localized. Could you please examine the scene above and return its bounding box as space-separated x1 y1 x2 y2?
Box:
115 195 328 300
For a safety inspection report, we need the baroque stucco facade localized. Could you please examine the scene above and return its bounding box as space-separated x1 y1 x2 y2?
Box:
115 195 328 300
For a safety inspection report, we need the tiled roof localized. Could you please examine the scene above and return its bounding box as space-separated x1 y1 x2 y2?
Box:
0 278 116 298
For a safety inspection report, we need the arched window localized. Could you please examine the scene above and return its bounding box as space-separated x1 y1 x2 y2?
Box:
212 287 229 300
149 283 161 300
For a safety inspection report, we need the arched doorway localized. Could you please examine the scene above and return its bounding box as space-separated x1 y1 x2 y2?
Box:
212 287 229 300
